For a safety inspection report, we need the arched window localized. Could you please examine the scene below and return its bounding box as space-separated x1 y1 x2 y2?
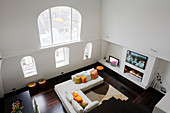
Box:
21 56 37 78
55 47 69 68
38 6 82 47
83 43 92 60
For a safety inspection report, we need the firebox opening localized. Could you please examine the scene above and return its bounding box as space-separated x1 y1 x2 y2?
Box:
124 65 143 82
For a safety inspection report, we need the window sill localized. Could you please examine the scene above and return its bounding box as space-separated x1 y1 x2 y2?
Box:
24 72 37 78
41 40 82 49
56 61 69 68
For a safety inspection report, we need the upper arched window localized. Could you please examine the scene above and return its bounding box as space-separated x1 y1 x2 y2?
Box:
38 6 82 47
83 43 92 60
21 56 37 78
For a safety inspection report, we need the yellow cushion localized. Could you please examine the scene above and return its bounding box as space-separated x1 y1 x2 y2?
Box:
74 77 81 84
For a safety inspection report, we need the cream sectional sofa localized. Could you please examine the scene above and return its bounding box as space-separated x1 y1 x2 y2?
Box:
54 69 104 113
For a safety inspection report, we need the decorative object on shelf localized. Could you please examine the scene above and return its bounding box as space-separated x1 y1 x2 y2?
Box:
11 100 24 113
125 50 148 70
151 72 165 93
85 53 88 58
109 56 119 67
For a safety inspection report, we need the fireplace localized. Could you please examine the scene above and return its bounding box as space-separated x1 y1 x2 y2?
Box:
124 65 143 82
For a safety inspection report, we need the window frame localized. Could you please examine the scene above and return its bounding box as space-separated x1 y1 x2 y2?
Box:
21 56 37 78
55 47 65 63
83 43 93 60
55 47 69 68
38 6 82 48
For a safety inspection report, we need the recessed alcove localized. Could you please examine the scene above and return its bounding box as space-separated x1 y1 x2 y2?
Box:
99 40 157 89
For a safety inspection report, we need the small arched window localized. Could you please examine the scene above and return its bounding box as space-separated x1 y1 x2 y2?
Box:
21 56 37 78
83 43 92 60
38 6 82 47
55 47 69 68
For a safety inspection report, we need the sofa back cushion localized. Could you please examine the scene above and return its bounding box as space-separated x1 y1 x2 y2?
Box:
65 91 73 103
84 71 91 82
84 101 99 113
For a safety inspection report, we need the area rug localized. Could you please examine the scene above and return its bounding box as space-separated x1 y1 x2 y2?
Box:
84 82 128 105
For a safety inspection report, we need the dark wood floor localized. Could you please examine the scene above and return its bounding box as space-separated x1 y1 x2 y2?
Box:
1 62 164 113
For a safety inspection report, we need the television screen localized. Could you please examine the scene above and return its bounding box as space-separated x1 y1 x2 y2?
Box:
125 50 148 69
109 56 119 66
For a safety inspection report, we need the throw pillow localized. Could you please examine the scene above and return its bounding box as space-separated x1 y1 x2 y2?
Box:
84 72 91 82
65 91 73 103
87 68 95 73
84 101 99 113
73 92 83 103
72 100 84 113
74 77 81 84
80 76 86 83
91 70 98 79
79 102 88 108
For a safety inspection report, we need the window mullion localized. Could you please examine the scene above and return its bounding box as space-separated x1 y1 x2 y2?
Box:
70 8 72 41
49 8 53 44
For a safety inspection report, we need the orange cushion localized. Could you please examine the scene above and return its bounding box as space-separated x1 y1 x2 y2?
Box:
91 70 98 79
73 92 83 103
80 76 86 83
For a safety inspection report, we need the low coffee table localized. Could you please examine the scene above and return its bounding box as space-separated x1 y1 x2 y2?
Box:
5 90 34 113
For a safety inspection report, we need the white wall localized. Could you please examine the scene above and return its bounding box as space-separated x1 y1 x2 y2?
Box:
101 0 170 61
0 58 4 98
0 0 101 58
0 0 101 94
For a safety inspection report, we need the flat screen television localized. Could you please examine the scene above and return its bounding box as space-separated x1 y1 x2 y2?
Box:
109 56 119 66
125 50 148 69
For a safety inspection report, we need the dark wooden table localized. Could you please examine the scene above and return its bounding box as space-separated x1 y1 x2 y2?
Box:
5 90 34 113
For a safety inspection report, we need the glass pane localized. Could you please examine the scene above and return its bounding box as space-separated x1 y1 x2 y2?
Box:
56 48 65 63
21 56 37 77
72 9 81 41
38 9 52 47
51 7 71 44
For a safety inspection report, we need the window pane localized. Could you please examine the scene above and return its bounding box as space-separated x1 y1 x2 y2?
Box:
51 7 71 44
84 43 92 60
21 56 37 78
38 9 52 47
72 9 81 41
56 48 65 62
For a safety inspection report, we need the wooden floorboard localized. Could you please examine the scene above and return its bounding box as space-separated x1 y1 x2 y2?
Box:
2 62 164 113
